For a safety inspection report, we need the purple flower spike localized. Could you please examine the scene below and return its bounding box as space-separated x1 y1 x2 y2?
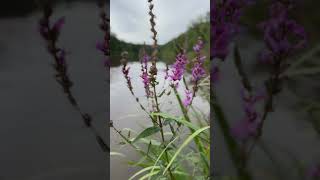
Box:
192 38 206 82
231 87 266 142
192 62 206 82
258 1 307 62
183 90 192 107
231 117 260 141
193 39 204 53
212 25 233 60
169 51 188 86
211 0 254 61
141 71 149 88
52 17 65 33
57 49 66 65
96 41 106 52
140 54 151 97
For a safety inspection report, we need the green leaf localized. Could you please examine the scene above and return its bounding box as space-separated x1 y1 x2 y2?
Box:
151 112 177 121
139 170 160 180
132 126 161 143
139 138 161 146
128 166 160 180
151 112 200 131
128 156 148 167
110 151 125 158
163 126 210 175
148 136 179 180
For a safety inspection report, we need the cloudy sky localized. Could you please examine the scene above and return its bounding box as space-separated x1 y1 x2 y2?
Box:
110 0 209 45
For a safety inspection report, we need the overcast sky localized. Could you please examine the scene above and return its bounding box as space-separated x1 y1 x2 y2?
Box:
110 0 209 45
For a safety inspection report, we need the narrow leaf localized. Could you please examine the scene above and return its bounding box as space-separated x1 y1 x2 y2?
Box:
110 151 125 158
132 126 161 143
163 126 210 175
128 166 160 180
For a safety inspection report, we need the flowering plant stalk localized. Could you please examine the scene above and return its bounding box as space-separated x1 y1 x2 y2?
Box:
38 1 109 153
111 0 210 179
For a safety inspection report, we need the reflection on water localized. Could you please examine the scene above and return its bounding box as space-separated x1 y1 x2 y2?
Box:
110 62 210 179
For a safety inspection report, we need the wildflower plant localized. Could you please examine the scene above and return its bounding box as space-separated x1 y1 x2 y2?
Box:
211 0 318 179
38 1 109 153
110 0 210 179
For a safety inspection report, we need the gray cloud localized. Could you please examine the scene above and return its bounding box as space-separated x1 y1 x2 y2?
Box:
111 0 209 45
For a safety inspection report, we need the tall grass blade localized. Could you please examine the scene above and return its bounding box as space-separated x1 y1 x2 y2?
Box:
129 166 160 180
163 126 210 175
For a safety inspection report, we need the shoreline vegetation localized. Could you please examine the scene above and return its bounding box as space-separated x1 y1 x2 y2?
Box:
110 13 209 67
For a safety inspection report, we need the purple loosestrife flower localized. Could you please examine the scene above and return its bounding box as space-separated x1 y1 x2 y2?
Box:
182 38 207 108
192 38 206 82
56 49 66 65
169 51 188 87
183 90 193 107
96 42 107 52
140 54 151 97
38 3 109 152
231 88 266 142
97 3 110 68
211 0 253 61
51 17 65 34
50 17 65 43
193 38 204 53
250 0 307 140
38 16 66 48
258 1 307 64
212 24 233 60
120 52 133 92
231 116 260 142
192 63 206 82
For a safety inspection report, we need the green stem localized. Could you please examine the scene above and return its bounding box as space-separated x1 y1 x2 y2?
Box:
152 85 176 180
112 126 156 162
173 87 210 175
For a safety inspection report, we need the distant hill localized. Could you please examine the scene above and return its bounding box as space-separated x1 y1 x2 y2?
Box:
159 19 209 65
110 13 210 66
109 34 150 66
